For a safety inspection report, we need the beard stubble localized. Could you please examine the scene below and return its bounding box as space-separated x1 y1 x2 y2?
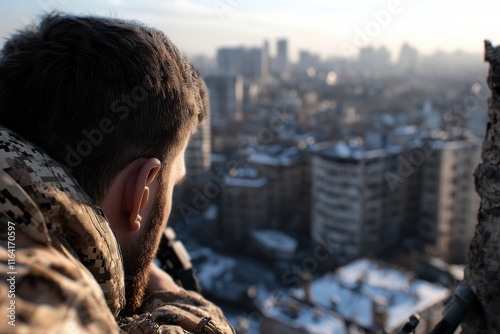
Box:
119 186 167 316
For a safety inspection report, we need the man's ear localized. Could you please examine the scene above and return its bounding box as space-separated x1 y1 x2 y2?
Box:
125 158 161 232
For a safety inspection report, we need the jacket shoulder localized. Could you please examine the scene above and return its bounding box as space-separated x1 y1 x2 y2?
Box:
0 237 120 333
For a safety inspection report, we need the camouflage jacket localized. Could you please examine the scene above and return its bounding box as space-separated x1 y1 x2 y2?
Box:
0 125 235 334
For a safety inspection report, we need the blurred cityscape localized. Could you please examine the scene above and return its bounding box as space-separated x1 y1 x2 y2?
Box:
170 39 488 333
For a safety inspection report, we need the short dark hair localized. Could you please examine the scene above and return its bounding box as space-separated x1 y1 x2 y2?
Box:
0 12 207 201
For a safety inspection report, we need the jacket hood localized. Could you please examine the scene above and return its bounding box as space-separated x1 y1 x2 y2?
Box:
0 125 125 315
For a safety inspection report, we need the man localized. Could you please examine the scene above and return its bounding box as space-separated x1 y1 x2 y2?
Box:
0 13 235 333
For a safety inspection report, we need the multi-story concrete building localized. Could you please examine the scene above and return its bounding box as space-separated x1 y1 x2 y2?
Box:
216 47 244 77
205 75 243 129
261 40 270 79
397 43 419 74
216 46 264 79
311 128 481 265
205 74 243 154
276 38 289 74
310 142 403 264
242 47 263 79
184 115 211 188
221 166 268 243
172 103 211 223
419 131 481 263
248 147 310 234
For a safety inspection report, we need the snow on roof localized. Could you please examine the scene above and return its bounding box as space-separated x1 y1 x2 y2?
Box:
385 145 403 154
448 265 465 281
251 230 298 253
211 153 227 162
248 147 301 166
203 204 218 220
226 177 267 188
394 126 417 136
262 297 347 334
291 258 450 331
235 166 258 177
189 248 236 290
335 141 351 157
429 257 464 281
225 166 267 188
320 146 387 160
248 153 292 166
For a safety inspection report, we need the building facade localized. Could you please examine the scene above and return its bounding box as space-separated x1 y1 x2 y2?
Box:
310 143 403 264
248 148 310 234
205 75 243 128
221 166 268 243
276 38 289 74
419 132 481 263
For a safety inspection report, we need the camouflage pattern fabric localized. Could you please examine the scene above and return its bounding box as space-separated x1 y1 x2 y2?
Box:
0 125 235 334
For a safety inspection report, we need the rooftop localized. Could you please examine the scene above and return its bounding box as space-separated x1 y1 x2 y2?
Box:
290 258 451 332
189 247 237 291
261 296 347 334
225 166 267 188
251 229 298 254
317 141 388 160
248 146 301 166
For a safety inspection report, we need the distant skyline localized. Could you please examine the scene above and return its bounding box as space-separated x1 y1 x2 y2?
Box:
0 0 497 62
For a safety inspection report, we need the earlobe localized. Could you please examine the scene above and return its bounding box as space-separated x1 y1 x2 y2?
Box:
130 214 142 232
128 158 161 232
99 158 161 237
128 185 149 230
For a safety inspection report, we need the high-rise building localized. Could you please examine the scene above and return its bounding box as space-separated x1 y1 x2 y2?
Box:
242 47 263 79
310 129 481 265
358 46 391 74
310 143 402 264
261 40 270 79
205 75 243 128
419 131 481 263
216 46 264 79
221 166 268 243
248 147 310 234
217 47 244 76
297 50 321 73
184 115 211 187
172 102 212 223
397 43 419 74
276 38 289 74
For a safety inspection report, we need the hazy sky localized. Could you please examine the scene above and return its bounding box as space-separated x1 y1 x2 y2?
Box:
0 0 498 61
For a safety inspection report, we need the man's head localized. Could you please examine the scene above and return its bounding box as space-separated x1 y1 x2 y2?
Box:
0 13 208 314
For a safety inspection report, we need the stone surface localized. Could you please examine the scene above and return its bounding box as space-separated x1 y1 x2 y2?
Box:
462 40 500 334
